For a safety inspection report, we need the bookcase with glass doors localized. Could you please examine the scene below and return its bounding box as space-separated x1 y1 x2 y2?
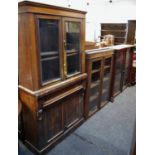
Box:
110 44 136 101
85 48 114 118
18 1 87 154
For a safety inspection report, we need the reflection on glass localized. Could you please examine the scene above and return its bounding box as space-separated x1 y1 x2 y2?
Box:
123 51 130 87
65 22 81 75
114 52 122 94
89 70 100 114
38 19 60 83
101 63 111 105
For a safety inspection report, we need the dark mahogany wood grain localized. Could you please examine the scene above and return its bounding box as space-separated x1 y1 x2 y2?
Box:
18 1 87 154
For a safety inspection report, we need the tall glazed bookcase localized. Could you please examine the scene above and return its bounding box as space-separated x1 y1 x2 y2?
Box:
18 1 87 154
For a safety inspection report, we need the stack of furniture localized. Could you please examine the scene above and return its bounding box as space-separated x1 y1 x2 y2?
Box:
18 1 86 154
100 20 136 45
100 23 127 45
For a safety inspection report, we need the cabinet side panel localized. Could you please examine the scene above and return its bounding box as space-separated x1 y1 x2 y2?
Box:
19 13 33 89
19 90 38 147
81 19 85 73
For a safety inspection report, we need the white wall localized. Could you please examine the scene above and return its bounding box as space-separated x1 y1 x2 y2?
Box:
19 0 136 41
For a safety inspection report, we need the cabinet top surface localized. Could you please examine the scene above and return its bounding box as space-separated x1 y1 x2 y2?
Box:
85 47 113 55
18 1 87 14
110 44 136 50
85 44 136 56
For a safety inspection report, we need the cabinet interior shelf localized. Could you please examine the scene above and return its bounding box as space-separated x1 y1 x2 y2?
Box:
102 89 108 95
41 51 58 56
41 56 59 61
101 30 126 32
103 76 109 82
92 69 100 74
66 49 78 53
90 94 98 102
67 52 78 57
104 65 110 69
90 81 99 89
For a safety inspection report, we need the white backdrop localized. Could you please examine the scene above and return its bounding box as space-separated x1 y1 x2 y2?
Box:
18 0 136 41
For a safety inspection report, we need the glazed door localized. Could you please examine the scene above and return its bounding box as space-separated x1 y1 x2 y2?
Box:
89 60 102 115
122 49 131 89
36 15 63 85
63 18 83 78
113 51 124 96
100 56 113 107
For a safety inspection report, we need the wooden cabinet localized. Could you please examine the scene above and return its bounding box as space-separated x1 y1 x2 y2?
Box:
110 45 136 101
18 1 86 154
126 20 136 44
85 48 113 118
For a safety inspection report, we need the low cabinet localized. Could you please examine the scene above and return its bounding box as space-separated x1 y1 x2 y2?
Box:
110 45 136 101
85 49 113 118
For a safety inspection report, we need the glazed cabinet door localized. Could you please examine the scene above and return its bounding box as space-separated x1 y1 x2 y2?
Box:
100 57 113 107
122 49 131 89
36 15 62 85
113 51 124 96
63 18 83 77
89 60 102 115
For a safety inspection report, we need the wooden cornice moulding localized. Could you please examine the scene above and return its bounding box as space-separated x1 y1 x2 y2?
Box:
18 1 87 18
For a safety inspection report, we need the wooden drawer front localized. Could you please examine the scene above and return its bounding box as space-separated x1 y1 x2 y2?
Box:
64 91 83 128
43 101 63 143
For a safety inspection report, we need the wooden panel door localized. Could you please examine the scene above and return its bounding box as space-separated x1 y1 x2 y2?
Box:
64 90 84 128
41 101 64 146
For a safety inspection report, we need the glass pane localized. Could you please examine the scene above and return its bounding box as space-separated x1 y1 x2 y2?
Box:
114 52 123 94
89 70 100 114
67 54 79 75
123 51 130 87
38 19 60 83
41 58 60 82
101 63 111 106
65 21 81 75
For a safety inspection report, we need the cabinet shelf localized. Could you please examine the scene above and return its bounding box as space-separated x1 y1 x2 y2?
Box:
104 65 111 69
90 94 98 102
67 52 78 57
90 81 99 89
41 51 58 56
101 30 126 32
103 76 109 82
92 69 100 74
41 56 59 61
66 49 78 53
102 89 108 94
